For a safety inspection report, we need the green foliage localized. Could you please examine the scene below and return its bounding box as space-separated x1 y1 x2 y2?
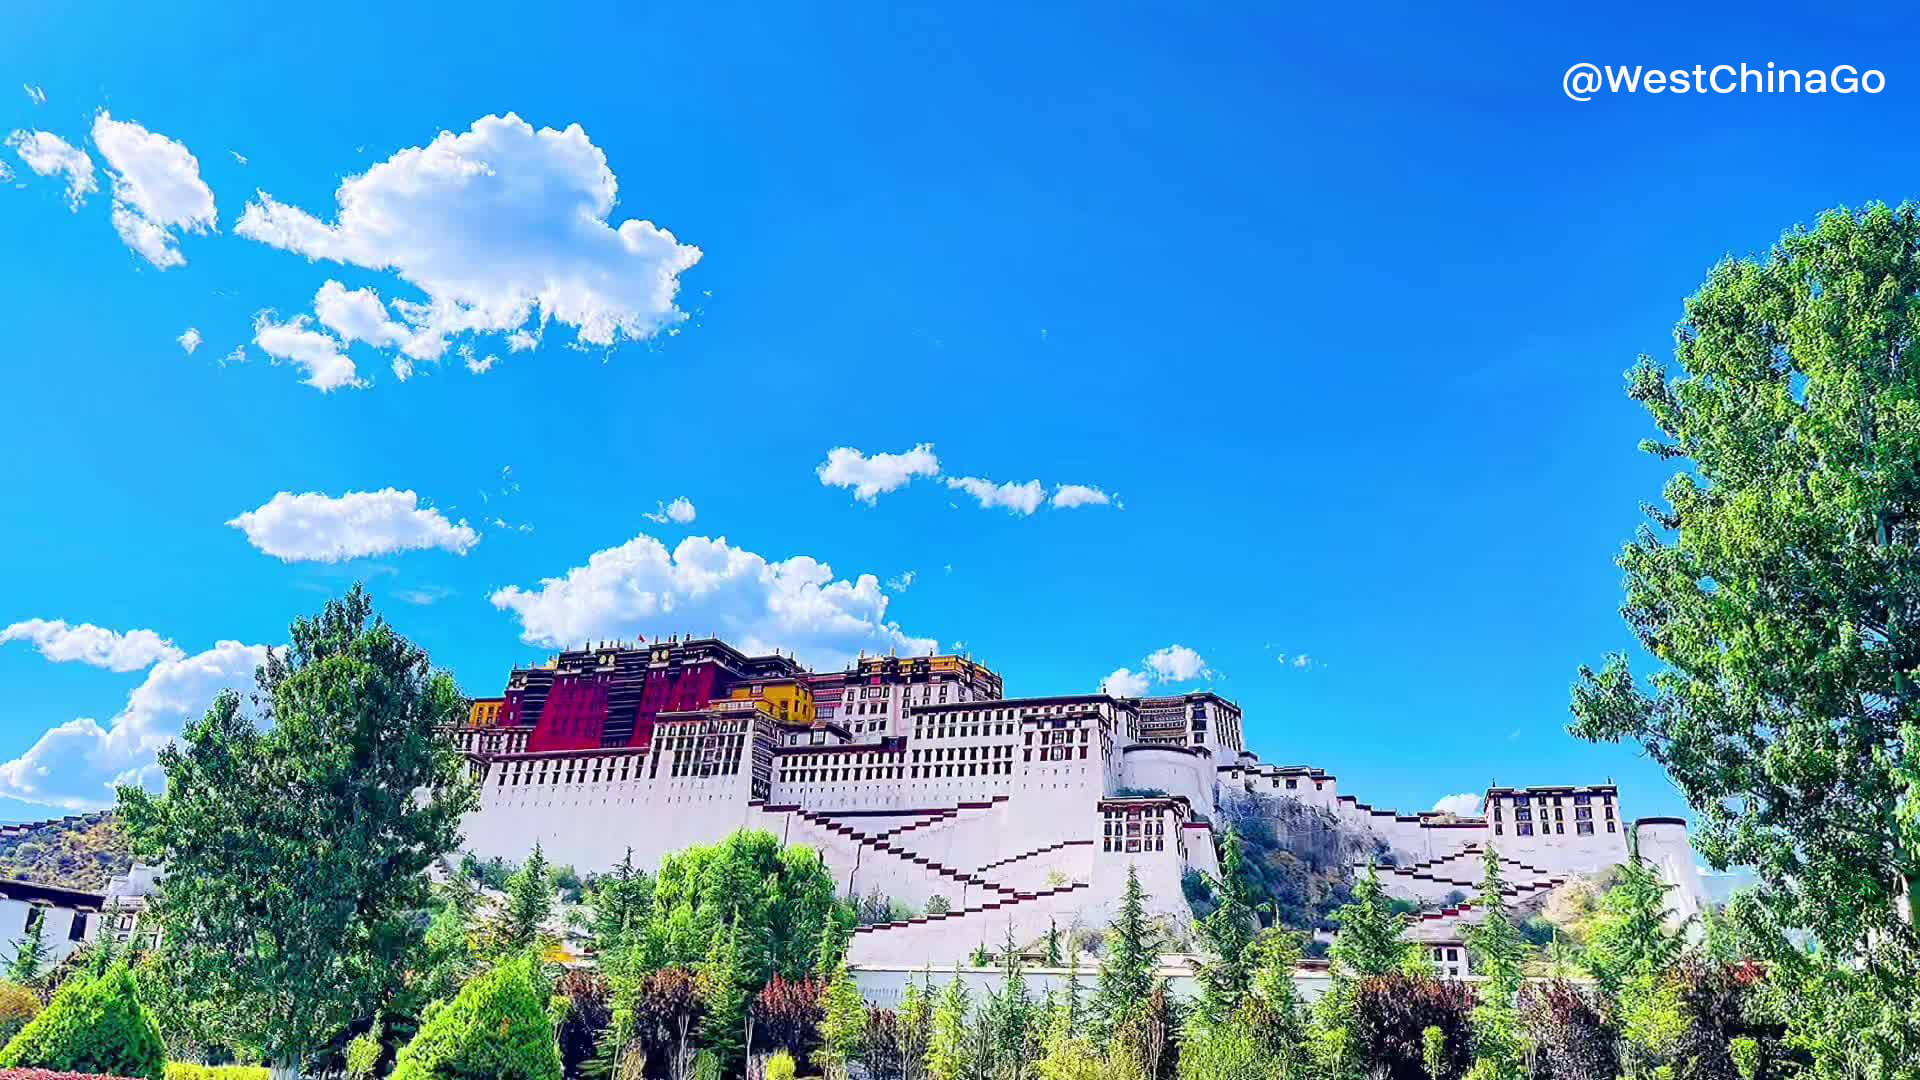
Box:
0 962 166 1080
389 952 560 1080
585 849 654 955
1570 201 1920 1074
343 1024 382 1080
6 915 50 986
493 841 554 956
1190 828 1259 1025
1463 847 1528 1080
1421 1025 1446 1080
765 1048 797 1080
116 586 476 1075
985 926 1035 1080
815 962 867 1080
925 896 951 916
926 974 973 1080
1175 1020 1264 1080
695 922 750 1075
644 830 848 985
1580 850 1682 1000
1328 864 1418 979
1092 864 1158 1036
165 1065 271 1080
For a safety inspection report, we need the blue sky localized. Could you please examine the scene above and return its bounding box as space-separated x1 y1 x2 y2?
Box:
0 2 1911 825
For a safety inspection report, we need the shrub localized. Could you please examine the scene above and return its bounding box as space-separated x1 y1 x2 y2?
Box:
1350 974 1473 1080
389 953 561 1080
0 985 40 1047
343 1027 383 1080
1518 980 1615 1080
766 1050 797 1080
553 970 609 1078
164 1067 270 1080
0 964 165 1080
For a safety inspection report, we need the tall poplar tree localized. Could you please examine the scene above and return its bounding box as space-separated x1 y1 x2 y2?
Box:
117 586 475 1080
1570 202 1920 1071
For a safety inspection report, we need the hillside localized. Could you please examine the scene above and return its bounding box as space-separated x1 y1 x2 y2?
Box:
0 811 134 892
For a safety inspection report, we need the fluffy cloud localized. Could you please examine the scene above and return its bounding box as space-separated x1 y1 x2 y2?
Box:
91 112 218 269
6 130 96 209
1144 644 1210 682
1102 643 1212 696
313 279 412 349
490 533 934 670
817 444 941 503
1051 484 1112 509
0 640 270 809
251 312 362 391
0 619 184 672
1100 668 1151 697
945 476 1046 515
236 113 701 364
644 497 697 525
228 489 480 563
177 327 202 354
1431 793 1483 817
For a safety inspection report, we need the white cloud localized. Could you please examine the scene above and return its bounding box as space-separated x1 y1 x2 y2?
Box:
235 113 701 362
228 489 480 563
252 311 362 392
1432 793 1482 817
6 130 96 209
0 640 270 809
1100 668 1151 697
1144 643 1210 682
506 329 539 352
0 619 185 672
464 349 497 374
885 570 916 594
1293 654 1311 669
91 112 218 269
1051 484 1112 509
313 279 411 349
817 444 940 503
945 476 1046 515
176 327 202 354
23 85 46 107
489 533 934 670
644 497 696 525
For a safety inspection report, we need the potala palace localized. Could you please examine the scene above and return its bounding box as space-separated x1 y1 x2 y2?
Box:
450 636 1709 971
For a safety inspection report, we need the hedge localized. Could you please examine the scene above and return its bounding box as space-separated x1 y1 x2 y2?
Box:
164 1067 269 1080
0 965 164 1080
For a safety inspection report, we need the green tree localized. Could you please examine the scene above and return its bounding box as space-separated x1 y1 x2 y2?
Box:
1191 828 1260 1025
0 962 166 1080
494 841 554 956
587 849 655 954
1463 847 1528 1080
1580 847 1681 1001
1043 920 1063 968
898 974 934 1080
1243 929 1309 1078
1092 864 1158 1036
1328 863 1416 978
1570 202 1920 1073
696 920 750 1075
117 587 475 1080
390 952 561 1080
5 912 49 985
927 973 974 1080
1422 1025 1447 1080
986 925 1034 1080
816 961 867 1080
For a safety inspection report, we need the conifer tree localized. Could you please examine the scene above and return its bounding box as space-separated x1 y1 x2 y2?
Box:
588 848 654 954
1581 842 1682 999
1463 846 1529 1080
496 842 554 955
389 952 560 1080
1327 863 1414 978
816 960 868 1080
0 962 166 1080
987 925 1035 1080
5 912 49 986
1044 919 1063 968
898 973 935 1080
926 972 973 1080
1092 864 1157 1035
1191 828 1260 1025
1244 929 1309 1077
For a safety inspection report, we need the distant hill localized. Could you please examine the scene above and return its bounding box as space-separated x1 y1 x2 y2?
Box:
0 811 134 892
